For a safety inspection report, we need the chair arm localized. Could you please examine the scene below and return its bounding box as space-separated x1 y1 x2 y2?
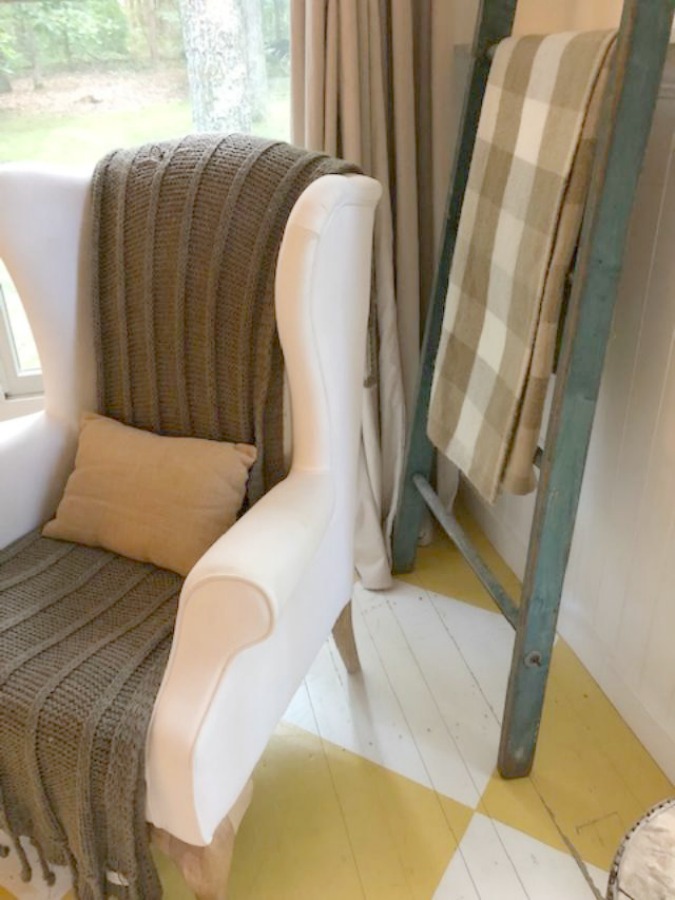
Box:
183 468 334 618
146 469 334 842
0 412 75 548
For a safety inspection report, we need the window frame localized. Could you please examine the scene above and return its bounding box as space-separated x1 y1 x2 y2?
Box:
0 276 44 418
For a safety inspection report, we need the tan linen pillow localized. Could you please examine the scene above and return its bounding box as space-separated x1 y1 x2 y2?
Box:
43 413 256 576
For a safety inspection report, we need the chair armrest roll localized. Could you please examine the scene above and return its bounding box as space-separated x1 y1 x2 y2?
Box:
146 469 334 842
183 468 334 619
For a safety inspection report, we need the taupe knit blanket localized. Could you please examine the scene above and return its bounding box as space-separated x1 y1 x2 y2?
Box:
94 133 358 501
0 135 357 899
0 532 181 899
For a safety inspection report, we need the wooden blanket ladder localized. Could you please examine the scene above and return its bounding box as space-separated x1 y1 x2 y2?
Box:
391 0 675 778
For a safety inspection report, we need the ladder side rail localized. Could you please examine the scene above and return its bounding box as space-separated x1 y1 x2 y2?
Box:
499 0 675 778
391 0 518 574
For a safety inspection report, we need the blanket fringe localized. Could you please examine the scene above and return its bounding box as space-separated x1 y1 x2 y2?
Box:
33 837 56 886
9 833 31 883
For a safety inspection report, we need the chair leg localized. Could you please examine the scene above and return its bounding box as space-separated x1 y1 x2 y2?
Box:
151 780 253 900
332 601 361 674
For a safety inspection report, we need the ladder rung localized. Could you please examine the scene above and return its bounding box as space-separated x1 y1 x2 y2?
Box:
412 475 519 628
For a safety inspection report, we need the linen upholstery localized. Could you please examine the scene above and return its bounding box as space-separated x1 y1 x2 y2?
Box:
43 413 256 577
427 31 616 503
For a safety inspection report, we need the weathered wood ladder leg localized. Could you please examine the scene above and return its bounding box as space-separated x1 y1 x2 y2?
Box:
391 0 518 574
499 0 674 777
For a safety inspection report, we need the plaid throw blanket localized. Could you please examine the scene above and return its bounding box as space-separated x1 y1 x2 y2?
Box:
428 31 616 503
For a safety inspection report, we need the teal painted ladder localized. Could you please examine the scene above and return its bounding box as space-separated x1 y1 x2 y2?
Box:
391 0 675 778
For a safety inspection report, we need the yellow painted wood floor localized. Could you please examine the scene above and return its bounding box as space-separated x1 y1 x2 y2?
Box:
0 509 671 898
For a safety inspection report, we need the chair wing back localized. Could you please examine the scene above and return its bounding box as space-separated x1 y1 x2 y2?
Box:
0 164 96 427
275 173 380 482
0 160 381 510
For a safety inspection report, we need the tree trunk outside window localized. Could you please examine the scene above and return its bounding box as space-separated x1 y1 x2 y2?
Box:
178 0 268 133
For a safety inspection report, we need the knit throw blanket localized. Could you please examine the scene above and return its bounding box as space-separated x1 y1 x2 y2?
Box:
0 533 182 899
93 133 358 501
0 135 357 899
428 31 616 503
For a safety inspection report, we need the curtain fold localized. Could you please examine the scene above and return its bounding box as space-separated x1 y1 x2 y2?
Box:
291 0 460 587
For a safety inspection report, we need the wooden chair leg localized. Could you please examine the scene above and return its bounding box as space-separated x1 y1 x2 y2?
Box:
151 780 253 900
332 601 361 674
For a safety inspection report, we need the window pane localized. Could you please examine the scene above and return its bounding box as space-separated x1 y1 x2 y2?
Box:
0 261 40 374
0 0 291 168
0 1 290 393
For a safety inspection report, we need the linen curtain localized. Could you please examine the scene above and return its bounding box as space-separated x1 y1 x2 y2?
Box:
290 0 460 587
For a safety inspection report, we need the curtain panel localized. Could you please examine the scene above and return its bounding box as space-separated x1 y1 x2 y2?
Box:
290 0 460 587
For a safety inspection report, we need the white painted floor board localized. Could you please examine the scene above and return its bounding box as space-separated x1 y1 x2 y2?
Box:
384 583 501 798
286 601 434 790
448 816 530 900
433 852 481 900
358 584 482 807
426 588 514 722
491 820 608 899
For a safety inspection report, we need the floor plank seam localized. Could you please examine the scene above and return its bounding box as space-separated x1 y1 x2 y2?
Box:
355 589 490 897
357 592 486 899
534 781 605 899
376 592 482 794
304 672 370 900
425 589 506 726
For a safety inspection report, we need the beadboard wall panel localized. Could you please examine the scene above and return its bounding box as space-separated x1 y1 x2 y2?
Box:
462 62 675 781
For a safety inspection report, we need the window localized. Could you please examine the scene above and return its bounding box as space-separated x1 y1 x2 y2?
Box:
0 0 290 416
0 261 43 418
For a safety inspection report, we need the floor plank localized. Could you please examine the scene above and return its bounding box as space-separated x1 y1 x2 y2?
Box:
384 583 501 800
447 815 529 900
359 585 482 807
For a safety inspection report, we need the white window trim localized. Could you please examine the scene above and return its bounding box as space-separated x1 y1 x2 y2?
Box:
0 282 44 418
0 393 44 422
0 295 42 394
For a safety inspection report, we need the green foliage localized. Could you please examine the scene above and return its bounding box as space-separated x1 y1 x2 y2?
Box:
154 2 184 59
261 0 289 76
0 0 130 76
0 0 289 82
0 0 290 92
262 0 288 44
124 0 184 65
0 18 20 73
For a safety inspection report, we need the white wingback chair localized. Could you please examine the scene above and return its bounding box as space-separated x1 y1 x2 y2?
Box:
0 162 381 892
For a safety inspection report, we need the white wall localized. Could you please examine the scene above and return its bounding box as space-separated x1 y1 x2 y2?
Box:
453 0 622 46
462 57 675 781
513 0 621 34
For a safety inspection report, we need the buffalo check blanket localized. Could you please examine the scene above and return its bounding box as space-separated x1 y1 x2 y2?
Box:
427 31 616 503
